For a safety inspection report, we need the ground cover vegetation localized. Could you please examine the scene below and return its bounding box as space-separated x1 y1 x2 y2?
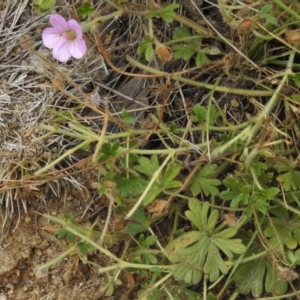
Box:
1 0 300 299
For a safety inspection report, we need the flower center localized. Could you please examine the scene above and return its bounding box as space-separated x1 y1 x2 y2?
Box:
64 30 76 40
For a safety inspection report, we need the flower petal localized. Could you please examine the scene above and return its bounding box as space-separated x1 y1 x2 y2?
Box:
42 28 64 49
43 14 86 62
69 38 86 59
67 20 83 39
49 14 69 32
52 41 72 62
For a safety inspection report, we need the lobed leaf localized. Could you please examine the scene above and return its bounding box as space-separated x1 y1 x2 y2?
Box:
135 155 159 178
234 255 266 297
113 174 147 197
190 165 221 197
264 215 300 250
234 254 288 297
170 198 246 284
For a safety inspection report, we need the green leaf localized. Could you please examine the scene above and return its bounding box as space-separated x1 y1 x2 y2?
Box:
201 46 221 55
191 104 207 122
173 43 219 66
220 176 251 208
138 36 154 61
214 235 245 257
186 200 210 231
263 14 278 26
264 213 300 250
77 241 95 255
207 209 219 231
142 183 162 205
55 214 76 243
264 187 280 198
163 160 181 183
172 25 213 64
162 160 182 190
66 231 75 243
81 143 90 152
204 242 227 281
56 228 76 243
291 93 300 102
169 123 180 134
234 252 287 296
195 51 209 66
77 2 94 17
289 73 300 88
33 0 55 12
99 141 120 162
251 160 268 177
113 174 147 198
273 158 294 172
288 249 300 265
190 164 221 197
173 26 192 40
135 155 159 178
260 4 272 14
191 103 220 125
124 222 148 235
161 6 179 22
134 158 181 204
171 236 209 283
265 262 288 295
111 141 120 153
234 255 266 297
121 109 134 125
149 3 180 23
132 234 158 264
124 207 150 234
259 4 278 26
164 180 182 189
139 273 203 299
166 231 202 261
277 169 300 191
206 104 221 125
169 199 246 284
251 187 279 214
56 228 68 239
173 44 197 61
140 235 157 247
162 3 181 12
113 174 147 197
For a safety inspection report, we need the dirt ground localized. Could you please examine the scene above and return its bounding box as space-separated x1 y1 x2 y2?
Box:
0 212 108 300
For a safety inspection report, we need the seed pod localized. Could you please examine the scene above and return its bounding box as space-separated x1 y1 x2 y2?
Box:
237 18 254 34
286 29 300 45
155 42 173 64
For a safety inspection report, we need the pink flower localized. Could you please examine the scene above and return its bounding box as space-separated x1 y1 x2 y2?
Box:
42 14 86 63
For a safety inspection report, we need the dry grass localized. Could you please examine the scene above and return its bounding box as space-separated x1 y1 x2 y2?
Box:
0 1 107 224
2 0 300 298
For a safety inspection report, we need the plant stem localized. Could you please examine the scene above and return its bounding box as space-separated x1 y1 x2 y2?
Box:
125 152 174 219
212 51 295 157
173 13 211 36
126 55 274 96
42 214 171 271
257 290 300 300
35 140 92 175
81 9 124 32
38 244 78 270
137 272 174 300
271 0 300 22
